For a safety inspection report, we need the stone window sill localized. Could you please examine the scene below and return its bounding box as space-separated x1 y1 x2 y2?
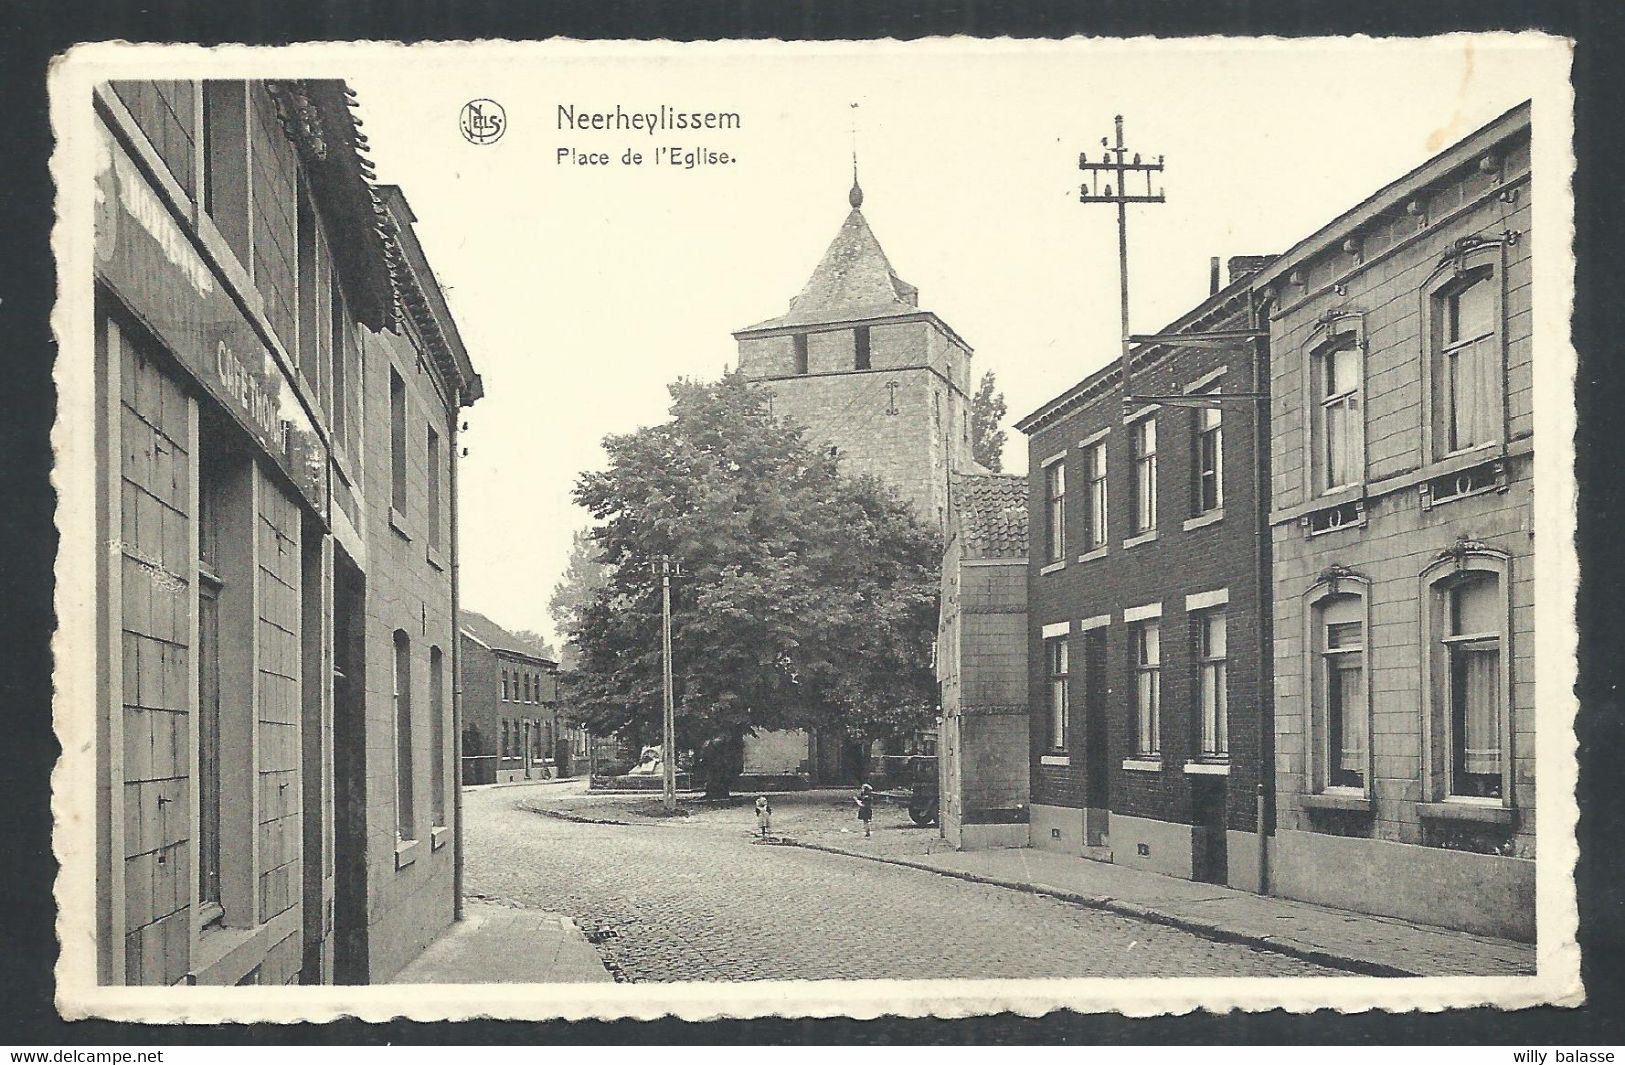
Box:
395 837 421 869
389 506 413 542
1417 800 1513 825
1300 791 1373 813
1183 760 1230 776
1122 529 1159 550
1076 545 1109 564
1121 757 1163 773
431 825 451 850
1183 509 1225 533
1039 754 1071 767
426 543 445 572
1039 559 1066 576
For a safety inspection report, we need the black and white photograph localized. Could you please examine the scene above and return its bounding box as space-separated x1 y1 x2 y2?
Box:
45 34 1580 1023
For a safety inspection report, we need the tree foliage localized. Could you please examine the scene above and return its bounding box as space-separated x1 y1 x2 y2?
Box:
563 372 942 795
970 369 1008 472
548 527 611 671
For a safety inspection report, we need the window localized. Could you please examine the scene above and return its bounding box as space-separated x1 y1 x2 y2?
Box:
1131 417 1157 533
1314 336 1362 494
1196 611 1228 757
1046 636 1069 749
1084 441 1108 550
1131 621 1161 756
793 334 809 375
1194 399 1223 515
1441 572 1505 799
389 367 407 513
1317 596 1366 790
1043 459 1066 562
427 425 442 552
201 81 249 266
855 326 871 370
330 275 349 454
430 647 446 827
393 631 416 840
1434 273 1498 456
501 670 509 701
295 178 318 373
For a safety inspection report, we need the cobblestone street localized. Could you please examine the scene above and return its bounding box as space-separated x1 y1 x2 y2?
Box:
463 783 1342 982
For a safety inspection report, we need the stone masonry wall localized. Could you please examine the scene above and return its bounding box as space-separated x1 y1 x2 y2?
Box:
1269 130 1534 859
357 325 458 982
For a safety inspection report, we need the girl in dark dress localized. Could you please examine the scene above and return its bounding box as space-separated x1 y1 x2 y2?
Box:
855 783 874 838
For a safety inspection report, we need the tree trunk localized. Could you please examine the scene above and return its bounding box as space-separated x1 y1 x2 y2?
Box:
696 732 745 800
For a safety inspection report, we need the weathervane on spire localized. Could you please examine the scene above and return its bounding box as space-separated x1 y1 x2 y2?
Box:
849 101 864 209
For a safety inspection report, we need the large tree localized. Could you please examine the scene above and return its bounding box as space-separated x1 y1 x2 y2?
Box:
970 368 1008 472
548 527 611 671
565 372 941 796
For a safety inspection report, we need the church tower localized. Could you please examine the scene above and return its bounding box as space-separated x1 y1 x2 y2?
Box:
734 173 979 534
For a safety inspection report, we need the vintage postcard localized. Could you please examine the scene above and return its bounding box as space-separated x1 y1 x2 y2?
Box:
49 35 1581 1023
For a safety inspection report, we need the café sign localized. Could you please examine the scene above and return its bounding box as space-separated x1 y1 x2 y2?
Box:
94 118 329 520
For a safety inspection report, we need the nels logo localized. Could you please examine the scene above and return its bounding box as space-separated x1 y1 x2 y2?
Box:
460 99 506 145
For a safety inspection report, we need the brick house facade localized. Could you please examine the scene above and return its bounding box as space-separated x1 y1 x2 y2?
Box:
460 609 582 785
1252 103 1535 941
85 80 479 987
1016 266 1271 888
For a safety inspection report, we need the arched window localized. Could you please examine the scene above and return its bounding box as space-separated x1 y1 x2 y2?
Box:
1421 549 1512 803
393 631 416 840
1304 573 1372 795
1424 243 1505 462
1302 312 1367 498
430 646 446 827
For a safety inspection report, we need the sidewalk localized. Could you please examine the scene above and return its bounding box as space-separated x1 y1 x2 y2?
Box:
391 901 614 984
784 837 1536 977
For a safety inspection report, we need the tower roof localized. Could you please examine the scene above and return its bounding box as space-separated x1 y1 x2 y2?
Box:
741 187 920 332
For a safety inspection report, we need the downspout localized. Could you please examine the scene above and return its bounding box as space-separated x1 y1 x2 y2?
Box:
450 394 465 923
1251 286 1274 896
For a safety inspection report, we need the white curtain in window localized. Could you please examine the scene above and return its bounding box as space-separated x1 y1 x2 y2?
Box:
1335 659 1366 774
1460 646 1501 774
1450 336 1494 450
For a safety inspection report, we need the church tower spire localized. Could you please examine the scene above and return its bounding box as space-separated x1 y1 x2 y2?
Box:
849 154 863 209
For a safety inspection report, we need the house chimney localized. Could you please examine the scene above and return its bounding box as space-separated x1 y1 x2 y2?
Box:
1227 255 1276 286
1210 256 1221 295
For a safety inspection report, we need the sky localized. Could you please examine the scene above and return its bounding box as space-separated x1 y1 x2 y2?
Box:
343 36 1563 647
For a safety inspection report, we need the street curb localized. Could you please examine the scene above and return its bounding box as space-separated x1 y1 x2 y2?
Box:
778 838 1418 978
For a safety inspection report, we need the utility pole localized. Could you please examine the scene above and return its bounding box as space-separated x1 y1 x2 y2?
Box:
1078 114 1166 396
654 555 682 813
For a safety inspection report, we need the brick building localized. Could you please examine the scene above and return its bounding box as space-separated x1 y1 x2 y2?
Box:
460 609 583 784
734 173 981 780
1015 262 1272 887
936 473 1030 850
85 79 479 986
1253 103 1535 940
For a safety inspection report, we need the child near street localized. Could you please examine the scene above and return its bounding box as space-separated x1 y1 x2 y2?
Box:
754 795 773 838
854 783 874 838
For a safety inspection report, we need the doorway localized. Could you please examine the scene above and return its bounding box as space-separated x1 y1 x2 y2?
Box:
1083 629 1110 846
330 553 369 984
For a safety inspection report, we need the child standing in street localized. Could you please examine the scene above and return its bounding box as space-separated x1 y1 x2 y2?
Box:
854 783 874 838
754 795 773 839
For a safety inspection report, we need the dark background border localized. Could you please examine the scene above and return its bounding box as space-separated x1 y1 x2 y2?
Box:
3 0 1621 1046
